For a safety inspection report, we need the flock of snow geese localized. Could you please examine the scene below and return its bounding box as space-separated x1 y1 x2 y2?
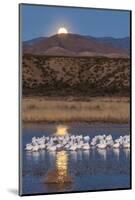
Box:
25 134 130 152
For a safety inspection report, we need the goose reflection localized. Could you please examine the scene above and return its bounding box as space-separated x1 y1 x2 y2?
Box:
123 148 130 159
49 151 56 167
70 151 78 162
25 151 33 162
83 150 90 160
97 149 107 160
40 149 46 157
77 150 83 161
31 151 40 162
113 148 120 160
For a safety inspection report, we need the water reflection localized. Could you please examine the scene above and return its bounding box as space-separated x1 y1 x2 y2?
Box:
25 151 33 163
70 151 78 162
55 125 69 136
113 148 120 160
49 152 56 167
97 149 107 161
123 148 130 159
40 150 46 158
83 150 90 160
31 151 40 162
44 151 72 191
77 150 83 161
23 123 130 194
56 151 69 183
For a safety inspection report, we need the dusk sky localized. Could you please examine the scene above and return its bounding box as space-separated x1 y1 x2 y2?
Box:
21 4 130 41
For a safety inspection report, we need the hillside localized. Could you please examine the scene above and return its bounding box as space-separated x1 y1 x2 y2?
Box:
23 33 129 57
85 36 130 52
22 54 130 97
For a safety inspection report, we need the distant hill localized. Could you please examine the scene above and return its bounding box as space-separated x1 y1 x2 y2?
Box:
23 54 130 96
23 37 47 45
85 36 130 52
23 33 129 57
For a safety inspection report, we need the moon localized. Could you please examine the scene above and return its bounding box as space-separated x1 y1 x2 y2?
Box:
58 27 68 34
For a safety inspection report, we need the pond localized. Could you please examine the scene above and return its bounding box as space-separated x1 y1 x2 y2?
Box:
21 122 131 195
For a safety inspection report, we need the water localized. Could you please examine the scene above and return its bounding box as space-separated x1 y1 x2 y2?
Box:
21 123 131 195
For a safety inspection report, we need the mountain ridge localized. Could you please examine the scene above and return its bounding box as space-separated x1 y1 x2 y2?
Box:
23 33 129 58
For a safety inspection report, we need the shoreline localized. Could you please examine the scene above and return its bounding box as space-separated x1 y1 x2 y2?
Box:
22 119 130 124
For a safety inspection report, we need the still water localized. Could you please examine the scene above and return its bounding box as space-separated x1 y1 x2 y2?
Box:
21 123 130 195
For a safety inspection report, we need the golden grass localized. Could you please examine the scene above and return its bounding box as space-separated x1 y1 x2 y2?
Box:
22 97 130 123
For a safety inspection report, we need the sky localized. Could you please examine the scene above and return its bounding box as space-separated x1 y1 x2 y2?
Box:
21 4 130 41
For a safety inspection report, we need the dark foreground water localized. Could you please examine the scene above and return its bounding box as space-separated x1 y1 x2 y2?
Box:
21 123 131 195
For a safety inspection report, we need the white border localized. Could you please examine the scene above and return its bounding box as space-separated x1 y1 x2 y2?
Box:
0 0 134 199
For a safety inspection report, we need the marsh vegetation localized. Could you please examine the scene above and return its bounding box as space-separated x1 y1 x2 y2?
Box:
22 97 130 123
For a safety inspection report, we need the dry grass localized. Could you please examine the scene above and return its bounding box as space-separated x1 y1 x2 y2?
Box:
22 97 130 123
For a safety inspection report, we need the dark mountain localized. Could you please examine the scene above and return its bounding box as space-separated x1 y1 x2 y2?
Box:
23 37 47 46
23 33 129 57
85 36 130 51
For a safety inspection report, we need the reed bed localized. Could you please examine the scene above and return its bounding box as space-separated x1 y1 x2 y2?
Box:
22 97 130 123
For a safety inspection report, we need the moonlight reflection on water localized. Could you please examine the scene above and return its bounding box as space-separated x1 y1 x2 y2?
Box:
55 125 69 136
22 123 130 195
44 151 73 192
56 151 69 183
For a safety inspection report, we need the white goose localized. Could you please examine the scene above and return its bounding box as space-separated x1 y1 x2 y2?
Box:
69 143 77 151
113 142 120 148
97 140 107 149
25 143 33 151
83 143 90 150
106 134 113 141
84 136 90 143
39 143 46 150
48 145 57 151
25 134 130 152
123 142 130 149
32 144 40 152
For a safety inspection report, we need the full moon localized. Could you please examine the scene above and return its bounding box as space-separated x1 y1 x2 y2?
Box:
58 27 68 34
